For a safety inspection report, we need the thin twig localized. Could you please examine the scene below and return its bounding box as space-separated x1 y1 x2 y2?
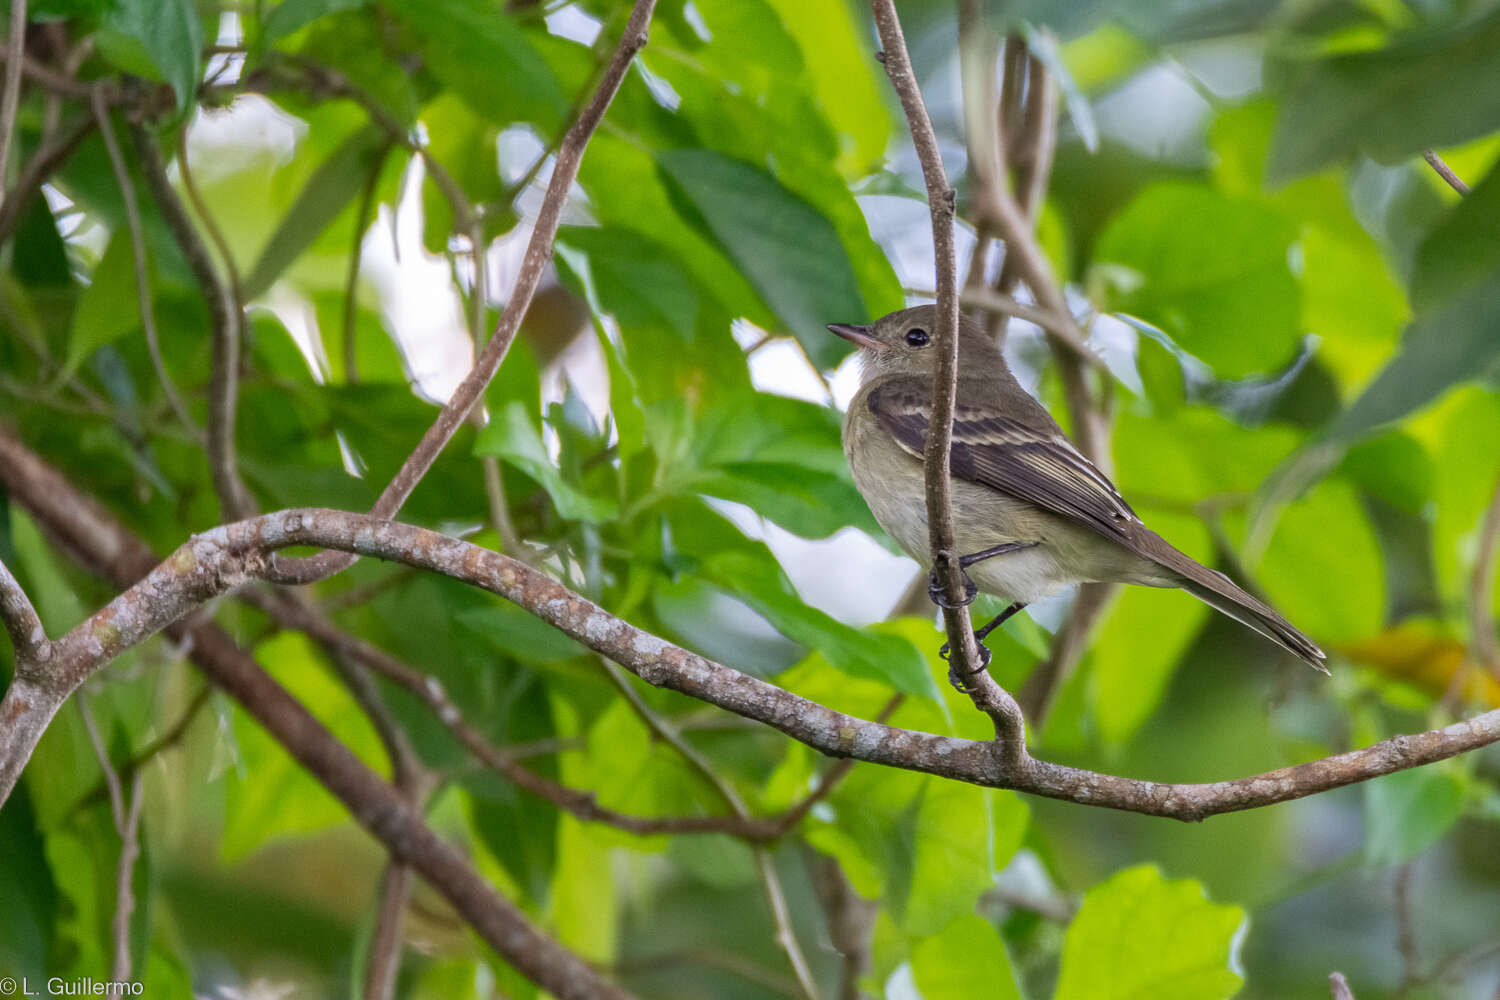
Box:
129 121 255 518
0 0 27 203
1395 861 1421 991
1469 470 1500 678
0 109 91 245
92 90 199 435
870 0 1027 755
270 0 658 585
598 657 818 998
79 696 143 981
1422 150 1470 196
1330 972 1357 1000
175 126 247 330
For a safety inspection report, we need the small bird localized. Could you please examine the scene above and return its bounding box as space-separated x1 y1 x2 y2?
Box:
829 305 1325 676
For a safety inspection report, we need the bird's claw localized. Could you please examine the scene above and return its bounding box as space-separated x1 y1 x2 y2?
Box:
928 569 977 609
939 637 993 692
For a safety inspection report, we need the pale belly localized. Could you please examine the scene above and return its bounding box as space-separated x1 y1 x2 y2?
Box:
845 413 1090 605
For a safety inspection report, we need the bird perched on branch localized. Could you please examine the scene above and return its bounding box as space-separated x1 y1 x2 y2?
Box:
830 305 1325 680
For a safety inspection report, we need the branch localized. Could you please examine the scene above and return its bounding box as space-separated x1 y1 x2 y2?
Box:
869 0 1028 756
0 554 48 665
7 490 1499 823
1422 150 1469 196
91 89 199 436
1329 972 1357 1000
0 450 635 1000
79 696 144 982
129 121 256 519
270 0 658 585
0 109 91 245
0 0 27 205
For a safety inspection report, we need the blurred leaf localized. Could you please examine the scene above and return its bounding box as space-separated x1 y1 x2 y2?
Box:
96 0 202 111
911 913 1024 1000
555 226 700 341
1054 866 1246 1000
1364 765 1468 866
1325 278 1500 443
260 0 368 45
1341 622 1500 708
456 602 585 664
1095 183 1300 377
66 234 141 375
475 402 619 523
1411 161 1500 312
1255 477 1385 643
0 783 57 979
244 126 389 300
550 815 619 961
657 149 866 369
757 0 891 172
385 0 567 130
1338 432 1431 515
1091 584 1209 745
1427 388 1500 604
1268 9 1500 182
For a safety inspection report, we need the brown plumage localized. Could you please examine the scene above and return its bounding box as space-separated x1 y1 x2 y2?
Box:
831 305 1326 671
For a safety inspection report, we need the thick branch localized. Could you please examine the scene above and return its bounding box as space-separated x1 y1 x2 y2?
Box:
6 491 1498 823
0 0 26 204
0 442 632 1000
0 555 48 665
271 0 657 585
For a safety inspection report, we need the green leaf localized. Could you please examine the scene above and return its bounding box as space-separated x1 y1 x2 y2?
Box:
911 914 1024 1000
1411 161 1500 313
756 0 891 173
1091 584 1209 745
260 0 368 45
1256 477 1384 643
657 148 867 369
1364 765 1467 867
1054 866 1246 1000
1095 183 1301 377
0 783 58 979
1326 277 1500 443
555 226 700 341
66 234 141 376
385 0 567 130
244 126 389 300
474 401 619 523
96 0 202 111
1268 9 1500 182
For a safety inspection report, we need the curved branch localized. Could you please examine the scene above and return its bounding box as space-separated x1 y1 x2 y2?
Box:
6 494 1498 824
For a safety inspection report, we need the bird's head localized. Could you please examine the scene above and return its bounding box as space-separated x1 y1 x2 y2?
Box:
827 304 1006 380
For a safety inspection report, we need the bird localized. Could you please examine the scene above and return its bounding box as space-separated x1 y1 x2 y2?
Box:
828 305 1326 680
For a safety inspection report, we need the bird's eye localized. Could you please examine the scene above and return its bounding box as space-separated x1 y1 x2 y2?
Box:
905 327 930 347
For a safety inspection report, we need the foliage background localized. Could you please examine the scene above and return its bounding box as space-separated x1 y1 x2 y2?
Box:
2 0 1500 997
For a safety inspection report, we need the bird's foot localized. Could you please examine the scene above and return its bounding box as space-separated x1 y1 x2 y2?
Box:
939 636 993 692
928 568 977 609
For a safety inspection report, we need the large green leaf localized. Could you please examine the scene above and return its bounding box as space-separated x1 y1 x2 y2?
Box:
657 149 868 369
1364 765 1468 867
1411 161 1500 313
96 0 202 111
555 226 700 342
1325 277 1500 444
0 783 58 979
1054 866 1246 1000
1268 9 1500 182
384 0 567 130
243 126 389 300
911 914 1024 1000
1095 183 1301 377
260 0 368 45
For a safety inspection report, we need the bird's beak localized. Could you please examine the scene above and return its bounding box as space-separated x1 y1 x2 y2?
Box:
827 322 881 350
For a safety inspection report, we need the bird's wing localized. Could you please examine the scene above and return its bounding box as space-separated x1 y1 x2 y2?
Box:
865 380 1139 541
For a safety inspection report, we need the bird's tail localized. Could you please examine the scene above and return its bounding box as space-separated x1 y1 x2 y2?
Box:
1137 531 1327 672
